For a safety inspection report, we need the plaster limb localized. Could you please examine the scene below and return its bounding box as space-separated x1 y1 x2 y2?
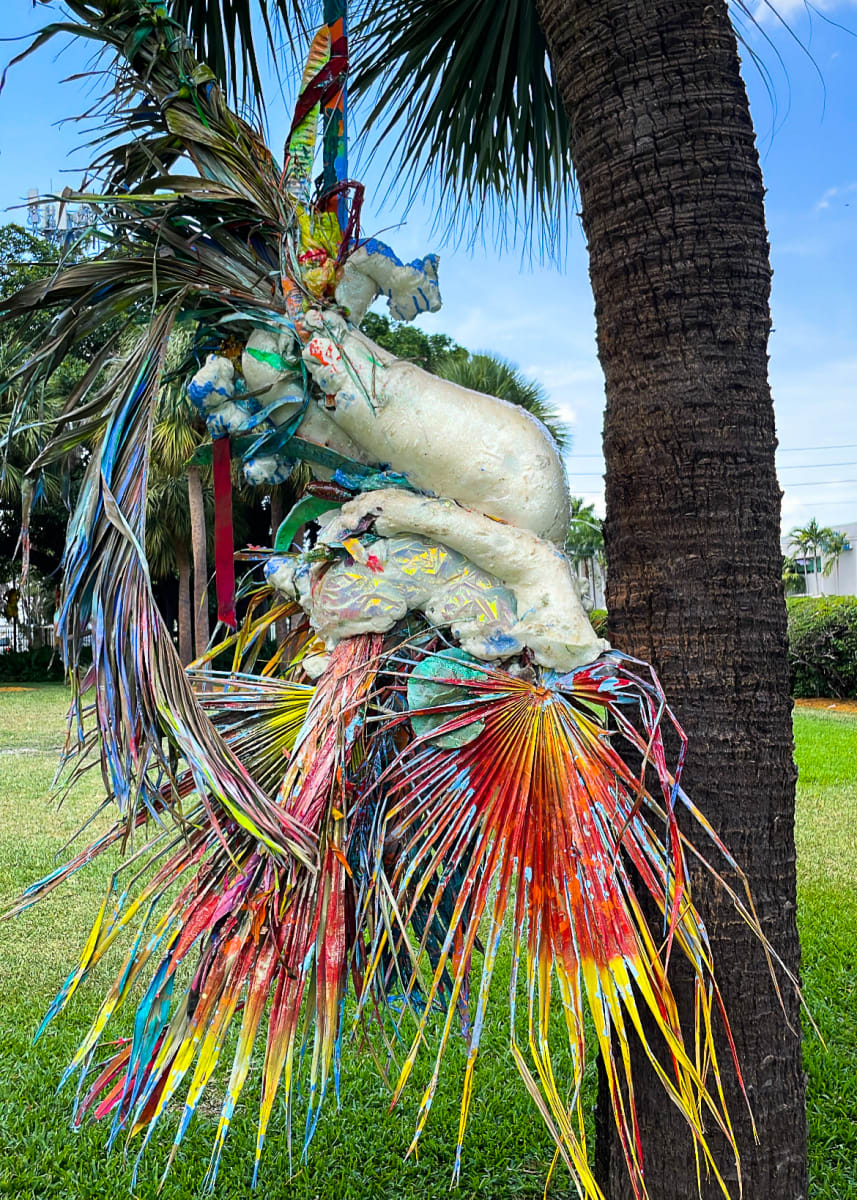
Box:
301 311 571 546
266 532 523 661
334 240 441 324
318 490 609 671
241 330 371 469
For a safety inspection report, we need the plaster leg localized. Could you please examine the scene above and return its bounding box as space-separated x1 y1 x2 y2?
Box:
320 490 608 671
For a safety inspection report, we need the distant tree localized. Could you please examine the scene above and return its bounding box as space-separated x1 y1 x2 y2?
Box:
359 312 465 373
822 530 849 594
149 332 212 662
0 224 57 334
782 555 807 598
789 519 835 597
147 471 198 664
0 223 113 615
566 495 604 607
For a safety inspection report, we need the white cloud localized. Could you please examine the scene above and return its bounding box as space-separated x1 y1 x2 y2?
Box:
815 181 857 211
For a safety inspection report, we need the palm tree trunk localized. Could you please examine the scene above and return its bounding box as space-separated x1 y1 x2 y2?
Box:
187 464 209 660
535 1 806 1197
175 537 192 667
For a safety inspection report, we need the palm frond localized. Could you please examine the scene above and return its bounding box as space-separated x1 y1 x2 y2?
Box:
25 0 308 112
351 0 573 253
6 627 797 1196
55 298 315 869
159 0 308 107
18 637 378 1192
353 649 788 1199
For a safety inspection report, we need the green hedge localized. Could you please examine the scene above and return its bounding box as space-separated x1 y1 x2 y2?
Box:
588 599 857 699
0 646 64 683
787 596 857 699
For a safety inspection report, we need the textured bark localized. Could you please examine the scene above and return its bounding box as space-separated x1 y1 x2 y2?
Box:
175 537 192 667
187 464 209 660
534 1 807 1197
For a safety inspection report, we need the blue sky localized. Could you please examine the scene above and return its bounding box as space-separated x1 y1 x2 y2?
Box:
1 1 856 533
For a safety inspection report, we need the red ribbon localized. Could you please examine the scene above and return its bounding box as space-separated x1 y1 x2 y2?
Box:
212 436 236 629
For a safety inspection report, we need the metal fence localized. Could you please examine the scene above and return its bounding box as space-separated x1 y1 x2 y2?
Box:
0 623 56 653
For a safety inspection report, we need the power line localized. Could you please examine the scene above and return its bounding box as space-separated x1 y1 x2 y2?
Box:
785 480 857 488
567 445 857 459
778 443 857 453
784 502 857 510
779 461 857 471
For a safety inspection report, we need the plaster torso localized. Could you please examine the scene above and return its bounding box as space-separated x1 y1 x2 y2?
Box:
301 321 571 546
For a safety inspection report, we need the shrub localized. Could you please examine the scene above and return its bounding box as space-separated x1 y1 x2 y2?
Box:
787 596 857 699
0 645 64 683
589 608 608 639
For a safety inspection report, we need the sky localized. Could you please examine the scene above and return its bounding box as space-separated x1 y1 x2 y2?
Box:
1 2 856 534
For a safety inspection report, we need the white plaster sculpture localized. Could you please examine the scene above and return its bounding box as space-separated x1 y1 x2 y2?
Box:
189 301 608 672
314 491 606 670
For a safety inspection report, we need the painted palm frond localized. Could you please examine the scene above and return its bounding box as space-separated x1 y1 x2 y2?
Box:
190 580 312 678
285 25 333 202
8 668 313 920
7 630 795 1196
353 649 781 1200
351 0 573 249
23 636 382 1192
53 298 315 869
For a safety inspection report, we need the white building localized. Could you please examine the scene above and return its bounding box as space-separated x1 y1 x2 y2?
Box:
781 521 857 597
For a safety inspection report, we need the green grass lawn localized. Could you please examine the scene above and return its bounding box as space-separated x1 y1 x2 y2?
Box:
0 687 854 1198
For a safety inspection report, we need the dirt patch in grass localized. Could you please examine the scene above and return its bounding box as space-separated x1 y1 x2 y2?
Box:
795 697 857 715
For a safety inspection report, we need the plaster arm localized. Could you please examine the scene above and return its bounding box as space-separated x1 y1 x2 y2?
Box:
320 489 608 671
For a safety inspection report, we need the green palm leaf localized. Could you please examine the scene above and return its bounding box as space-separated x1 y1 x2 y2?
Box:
27 0 308 107
352 0 572 250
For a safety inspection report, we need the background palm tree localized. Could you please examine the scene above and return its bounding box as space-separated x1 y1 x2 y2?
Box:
782 555 807 598
822 529 849 594
146 472 197 664
789 519 834 597
150 337 212 662
0 224 93 639
566 495 604 607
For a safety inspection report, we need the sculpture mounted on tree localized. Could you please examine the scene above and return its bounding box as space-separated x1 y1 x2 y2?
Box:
0 5 800 1199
